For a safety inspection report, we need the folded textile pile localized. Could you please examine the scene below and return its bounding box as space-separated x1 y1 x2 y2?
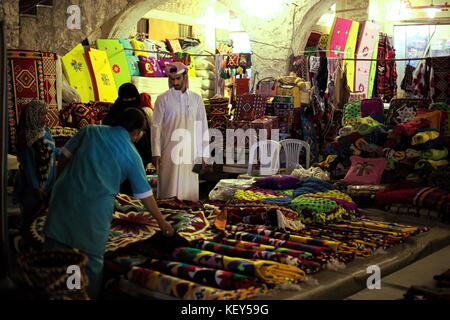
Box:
127 267 267 300
171 247 306 284
146 259 263 290
191 239 323 274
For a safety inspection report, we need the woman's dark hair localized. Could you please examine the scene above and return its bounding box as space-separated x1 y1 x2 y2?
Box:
115 108 145 132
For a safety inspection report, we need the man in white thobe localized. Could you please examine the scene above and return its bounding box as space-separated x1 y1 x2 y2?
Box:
151 62 209 202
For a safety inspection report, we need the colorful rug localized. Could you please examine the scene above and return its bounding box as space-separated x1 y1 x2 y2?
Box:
7 50 46 154
127 267 267 300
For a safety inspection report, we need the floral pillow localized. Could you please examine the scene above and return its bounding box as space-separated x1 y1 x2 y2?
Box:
343 156 388 185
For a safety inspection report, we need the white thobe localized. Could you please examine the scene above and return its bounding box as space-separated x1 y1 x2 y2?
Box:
151 88 209 201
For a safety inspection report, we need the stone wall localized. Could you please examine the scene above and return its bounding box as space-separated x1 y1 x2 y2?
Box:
336 0 369 21
1 0 20 49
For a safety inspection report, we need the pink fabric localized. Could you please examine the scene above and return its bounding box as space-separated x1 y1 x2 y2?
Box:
360 98 383 118
343 156 387 185
354 21 380 96
328 18 353 59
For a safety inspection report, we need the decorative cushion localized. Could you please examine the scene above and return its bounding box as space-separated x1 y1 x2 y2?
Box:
411 110 444 132
45 108 61 128
165 39 182 53
361 98 384 123
130 39 148 58
157 58 174 76
234 94 267 121
61 103 100 129
118 39 134 56
343 156 388 185
126 55 140 77
386 98 430 126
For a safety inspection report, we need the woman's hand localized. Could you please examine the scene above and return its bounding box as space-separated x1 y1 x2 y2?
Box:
140 195 174 237
159 220 175 237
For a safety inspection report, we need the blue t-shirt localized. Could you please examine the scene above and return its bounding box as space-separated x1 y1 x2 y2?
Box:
44 125 151 255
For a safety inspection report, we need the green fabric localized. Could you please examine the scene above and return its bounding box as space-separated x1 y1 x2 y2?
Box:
421 148 448 161
430 102 450 111
353 117 382 135
343 101 361 120
291 195 340 213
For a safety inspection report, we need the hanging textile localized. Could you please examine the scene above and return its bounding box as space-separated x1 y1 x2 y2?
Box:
374 34 397 102
431 56 450 102
354 21 380 97
7 50 58 154
343 20 360 92
401 64 416 96
412 58 432 99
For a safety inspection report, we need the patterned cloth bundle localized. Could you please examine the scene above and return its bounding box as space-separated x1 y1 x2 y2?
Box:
191 240 322 274
127 267 267 300
171 247 306 284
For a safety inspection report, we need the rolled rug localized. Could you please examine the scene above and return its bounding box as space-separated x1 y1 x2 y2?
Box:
232 231 333 256
421 148 448 161
146 259 262 290
127 267 268 300
192 240 322 274
411 130 440 145
171 247 306 284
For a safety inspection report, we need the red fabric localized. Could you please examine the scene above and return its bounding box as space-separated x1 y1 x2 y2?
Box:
234 94 267 121
392 118 430 136
140 93 153 110
306 32 322 47
7 50 46 153
236 78 250 96
375 187 422 206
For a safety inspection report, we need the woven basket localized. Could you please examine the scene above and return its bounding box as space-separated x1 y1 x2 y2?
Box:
17 250 90 300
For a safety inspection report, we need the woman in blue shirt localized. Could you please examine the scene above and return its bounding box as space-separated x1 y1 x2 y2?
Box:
43 108 174 299
15 100 59 225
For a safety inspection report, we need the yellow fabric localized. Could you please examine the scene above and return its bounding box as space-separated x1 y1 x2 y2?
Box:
343 21 360 92
130 39 147 57
86 48 118 103
61 44 95 103
187 54 196 78
411 131 440 145
192 250 305 284
278 86 301 108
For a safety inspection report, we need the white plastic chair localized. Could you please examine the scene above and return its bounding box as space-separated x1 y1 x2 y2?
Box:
280 139 311 171
247 140 281 176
